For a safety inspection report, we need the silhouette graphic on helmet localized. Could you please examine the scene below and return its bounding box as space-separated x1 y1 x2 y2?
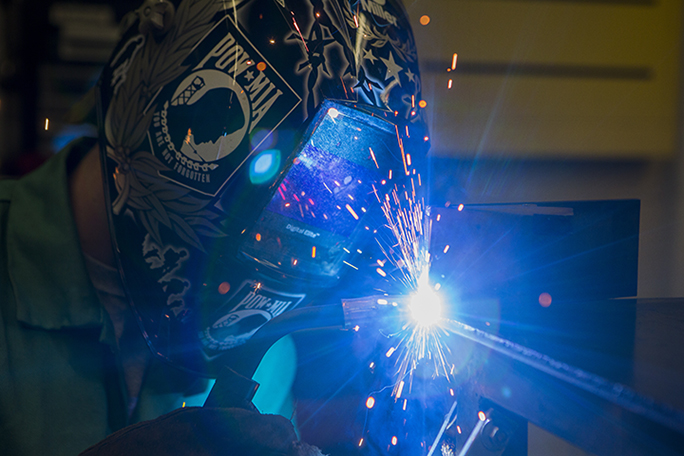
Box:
165 70 250 163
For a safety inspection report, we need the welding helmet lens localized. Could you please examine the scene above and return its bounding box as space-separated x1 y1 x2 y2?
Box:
238 100 413 284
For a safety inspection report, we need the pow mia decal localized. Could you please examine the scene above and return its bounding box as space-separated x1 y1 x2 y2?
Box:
149 16 301 196
200 281 305 354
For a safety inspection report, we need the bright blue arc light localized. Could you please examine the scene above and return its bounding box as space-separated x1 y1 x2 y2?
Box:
249 149 281 184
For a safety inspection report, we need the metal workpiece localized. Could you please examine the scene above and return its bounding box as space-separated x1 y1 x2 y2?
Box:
444 315 684 456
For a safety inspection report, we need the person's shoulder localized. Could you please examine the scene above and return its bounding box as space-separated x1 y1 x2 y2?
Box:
0 177 17 228
0 179 16 203
8 138 96 201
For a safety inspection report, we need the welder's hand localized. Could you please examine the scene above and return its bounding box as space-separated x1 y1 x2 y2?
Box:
79 407 325 456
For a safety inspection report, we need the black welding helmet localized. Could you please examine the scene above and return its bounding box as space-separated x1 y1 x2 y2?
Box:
96 0 429 375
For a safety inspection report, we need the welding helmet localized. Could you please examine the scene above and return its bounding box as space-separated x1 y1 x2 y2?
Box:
97 0 429 375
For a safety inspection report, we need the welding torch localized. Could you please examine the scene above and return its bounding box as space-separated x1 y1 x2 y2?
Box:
204 295 408 409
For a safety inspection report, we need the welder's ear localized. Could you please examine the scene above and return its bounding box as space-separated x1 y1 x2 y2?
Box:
79 407 326 456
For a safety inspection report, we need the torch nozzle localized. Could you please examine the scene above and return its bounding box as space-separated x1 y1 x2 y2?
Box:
342 295 410 330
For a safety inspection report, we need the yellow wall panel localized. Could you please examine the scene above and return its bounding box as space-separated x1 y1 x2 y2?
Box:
410 0 682 158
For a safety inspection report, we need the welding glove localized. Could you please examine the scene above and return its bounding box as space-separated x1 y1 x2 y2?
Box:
79 406 325 456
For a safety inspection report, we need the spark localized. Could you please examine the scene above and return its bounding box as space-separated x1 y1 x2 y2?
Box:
340 76 348 97
396 380 405 398
378 186 427 291
352 115 465 450
539 292 552 307
452 53 458 70
291 13 308 53
346 204 359 220
372 157 455 398
396 125 409 176
44 118 50 130
218 282 231 295
369 147 379 168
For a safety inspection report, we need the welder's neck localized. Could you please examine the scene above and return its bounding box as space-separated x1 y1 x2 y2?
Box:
68 144 115 268
71 146 151 413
